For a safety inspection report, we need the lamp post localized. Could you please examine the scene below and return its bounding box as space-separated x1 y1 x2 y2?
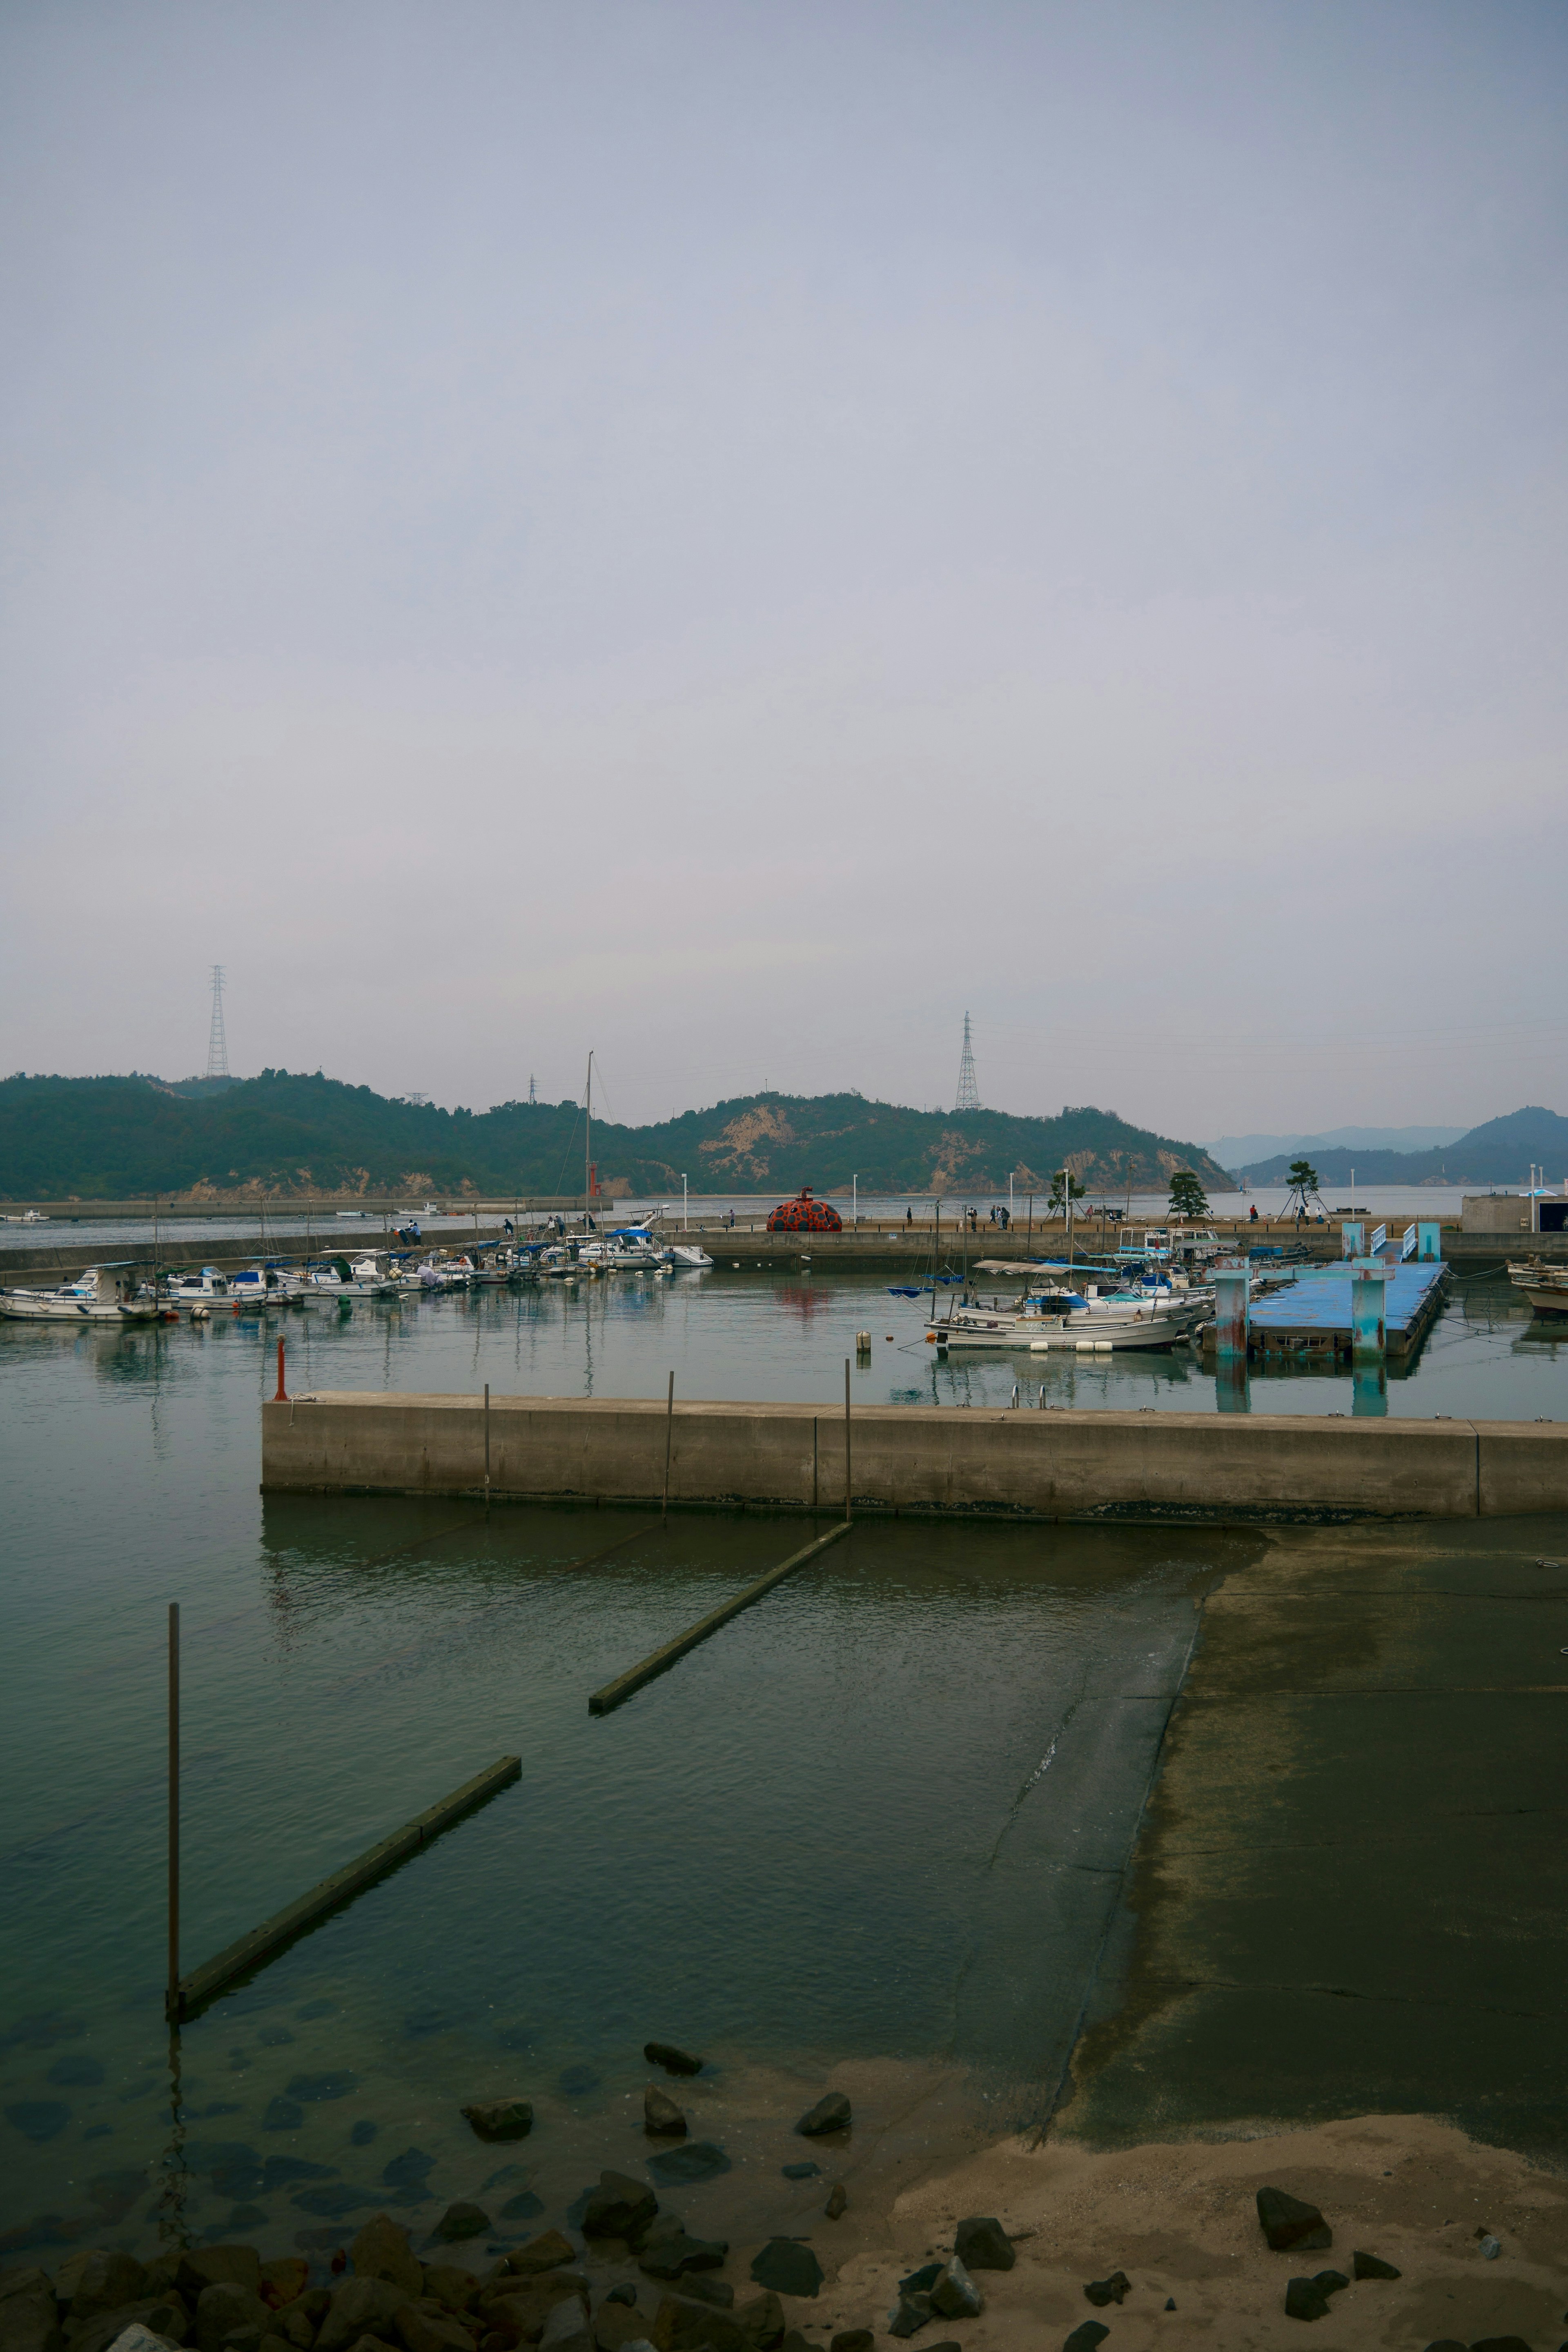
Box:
681 1174 688 1232
852 1174 858 1228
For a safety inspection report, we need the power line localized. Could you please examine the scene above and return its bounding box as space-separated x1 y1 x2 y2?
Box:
954 1011 981 1112
205 967 229 1080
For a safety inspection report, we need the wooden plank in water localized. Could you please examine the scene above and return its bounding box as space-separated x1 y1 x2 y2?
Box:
588 1520 853 1717
169 1753 520 2020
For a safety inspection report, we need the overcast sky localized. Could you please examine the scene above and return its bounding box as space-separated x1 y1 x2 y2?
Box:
2 2 1564 1141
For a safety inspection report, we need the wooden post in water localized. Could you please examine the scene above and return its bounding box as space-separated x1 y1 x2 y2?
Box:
662 1371 675 1519
167 1603 180 2022
483 1382 490 1499
844 1357 852 1522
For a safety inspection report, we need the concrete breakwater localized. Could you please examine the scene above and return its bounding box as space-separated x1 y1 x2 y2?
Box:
261 1393 1568 1522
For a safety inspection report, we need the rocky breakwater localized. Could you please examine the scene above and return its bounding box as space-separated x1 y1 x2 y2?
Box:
0 2057 996 2352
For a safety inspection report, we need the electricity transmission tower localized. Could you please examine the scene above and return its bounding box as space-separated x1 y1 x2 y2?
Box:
205 966 229 1080
528 1075 538 1102
954 1011 981 1112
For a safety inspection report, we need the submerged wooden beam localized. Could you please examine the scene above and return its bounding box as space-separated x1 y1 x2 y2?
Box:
169 1753 520 2020
588 1519 853 1717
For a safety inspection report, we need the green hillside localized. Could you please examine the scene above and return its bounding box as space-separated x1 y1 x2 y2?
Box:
0 1071 1229 1203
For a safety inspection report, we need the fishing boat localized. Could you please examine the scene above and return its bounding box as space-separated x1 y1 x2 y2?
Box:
303 1254 401 1300
928 1270 1208 1352
228 1263 306 1306
160 1267 234 1306
1507 1261 1568 1318
0 1264 165 1323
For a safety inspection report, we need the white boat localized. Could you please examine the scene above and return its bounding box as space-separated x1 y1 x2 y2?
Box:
303 1254 401 1300
227 1264 306 1305
0 1264 164 1323
930 1275 1208 1352
160 1267 233 1306
1 1210 51 1225
1508 1261 1568 1318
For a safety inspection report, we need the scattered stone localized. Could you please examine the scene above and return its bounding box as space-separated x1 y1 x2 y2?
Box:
583 2176 659 2242
101 2330 176 2352
196 2285 272 2352
258 2265 308 2313
1479 2235 1501 2261
1062 2328 1108 2352
637 2237 729 2283
350 2127 379 2149
294 2193 383 2223
180 2259 263 2303
644 2092 687 2140
262 2307 313 2352
668 2287 731 2316
793 2098 849 2141
822 2192 845 2225
429 2207 490 2247
649 2302 742 2352
593 2308 648 2352
1163 2300 1176 2313
462 2104 533 2145
73 2301 191 2352
829 2335 872 2352
0 2274 66 2352
929 2262 982 2322
747 2247 822 2304
392 2314 472 2352
1469 2339 1532 2352
1283 2271 1348 2323
262 2160 337 2195
1256 2190 1332 2254
501 2196 546 2225
951 2222 1013 2275
601 2295 637 2314
263 2103 304 2134
897 2270 942 2299
643 2047 703 2078
1350 2252 1400 2281
417 2276 475 2318
539 2310 593 2352
1082 2274 1129 2310
780 2166 817 2183
1418 2341 1466 2351
886 2298 928 2340
346 2220 421 2300
63 2254 151 2323
287 2076 359 2105
505 2237 579 2280
777 2334 820 2352
2 2104 70 2144
646 2147 729 2188
315 2284 412 2352
381 2155 436 2196
733 2298 783 2352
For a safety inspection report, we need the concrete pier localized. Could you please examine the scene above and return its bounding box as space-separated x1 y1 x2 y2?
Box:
261 1392 1568 1523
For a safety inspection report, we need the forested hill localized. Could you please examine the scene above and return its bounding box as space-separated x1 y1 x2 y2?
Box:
1234 1105 1568 1189
0 1071 1229 1202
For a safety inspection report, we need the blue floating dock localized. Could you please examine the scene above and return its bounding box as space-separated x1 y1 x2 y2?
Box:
1239 1260 1448 1363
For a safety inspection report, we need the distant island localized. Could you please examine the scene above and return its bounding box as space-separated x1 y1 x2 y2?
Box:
1232 1105 1568 1189
0 1071 1230 1203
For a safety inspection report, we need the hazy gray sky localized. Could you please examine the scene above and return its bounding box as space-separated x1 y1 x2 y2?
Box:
3 1 1564 1138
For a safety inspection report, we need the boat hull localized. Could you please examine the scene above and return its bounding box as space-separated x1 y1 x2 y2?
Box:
0 1291 162 1323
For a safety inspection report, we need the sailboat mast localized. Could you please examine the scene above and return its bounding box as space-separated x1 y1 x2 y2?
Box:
585 1051 593 1213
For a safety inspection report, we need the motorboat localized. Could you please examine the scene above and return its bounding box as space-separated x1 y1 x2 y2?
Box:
160 1267 234 1306
228 1263 306 1306
577 1227 665 1271
0 1264 165 1323
929 1272 1208 1352
1 1210 51 1225
1508 1260 1568 1318
303 1254 401 1300
664 1241 714 1269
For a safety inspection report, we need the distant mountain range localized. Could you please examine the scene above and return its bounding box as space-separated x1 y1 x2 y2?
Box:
0 1071 1231 1202
1207 1124 1469 1165
1232 1106 1568 1188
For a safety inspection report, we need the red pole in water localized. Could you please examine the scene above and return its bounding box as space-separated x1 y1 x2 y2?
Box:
275 1339 287 1401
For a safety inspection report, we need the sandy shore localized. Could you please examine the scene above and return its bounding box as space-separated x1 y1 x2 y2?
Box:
809 2111 1568 2351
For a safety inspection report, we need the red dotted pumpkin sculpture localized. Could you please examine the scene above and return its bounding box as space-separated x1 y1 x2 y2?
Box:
766 1187 844 1234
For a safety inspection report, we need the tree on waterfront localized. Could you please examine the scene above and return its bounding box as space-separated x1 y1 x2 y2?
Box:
1285 1157 1321 1216
1049 1167 1087 1215
1168 1169 1209 1218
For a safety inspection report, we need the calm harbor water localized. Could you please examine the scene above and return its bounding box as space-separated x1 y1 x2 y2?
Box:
0 1265 1559 2261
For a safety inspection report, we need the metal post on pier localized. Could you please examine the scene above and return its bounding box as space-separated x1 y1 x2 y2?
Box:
844 1357 852 1523
1213 1260 1250 1361
167 1603 180 2022
662 1370 675 1519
